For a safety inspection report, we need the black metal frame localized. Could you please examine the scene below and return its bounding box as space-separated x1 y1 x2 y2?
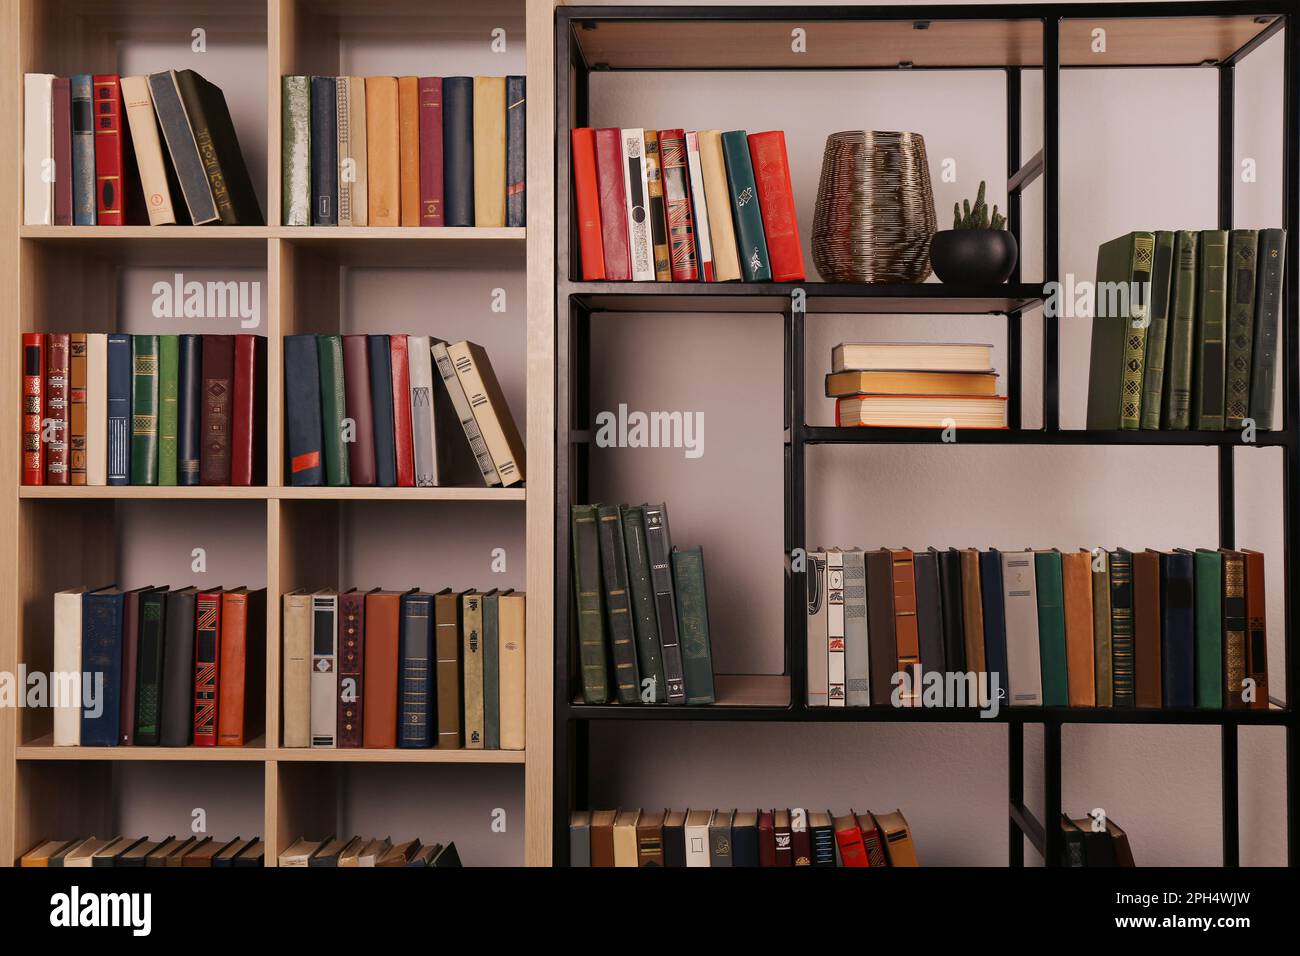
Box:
552 2 1298 867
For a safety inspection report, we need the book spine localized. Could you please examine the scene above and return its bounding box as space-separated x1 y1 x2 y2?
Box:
281 592 312 747
81 594 124 745
160 590 196 746
659 129 699 281
216 591 249 746
134 592 167 745
684 132 714 281
390 334 415 487
335 76 353 226
157 335 179 485
407 335 440 487
1244 551 1269 710
1034 552 1069 706
362 593 399 748
1140 231 1175 428
86 334 107 485
284 334 324 485
1160 553 1195 708
45 333 70 485
571 505 610 704
52 77 73 225
571 128 606 280
597 506 642 703
365 76 399 225
147 71 219 225
891 550 920 699
748 130 805 281
980 550 1009 702
398 594 433 747
462 593 484 748
1249 229 1287 429
826 550 845 706
367 335 397 486
199 334 233 485
175 70 261 224
447 341 525 486
699 131 741 281
442 77 474 226
120 75 176 225
1194 230 1229 430
106 333 131 485
505 76 526 227
398 76 420 226
337 592 365 748
310 593 338 747
472 76 505 227
1193 551 1223 708
591 128 630 280
1224 230 1259 428
498 593 525 750
620 505 666 702
92 76 125 224
1109 550 1136 707
643 130 672 281
645 504 687 703
177 334 202 485
68 333 88 484
310 77 337 225
721 130 772 282
434 592 462 748
129 334 159 485
806 551 828 706
53 591 82 745
1164 231 1199 429
482 592 500 747
431 341 501 486
70 75 96 224
1090 550 1113 706
342 334 377 485
193 591 222 746
24 74 54 225
344 77 367 225
316 335 350 486
21 334 44 485
843 550 870 706
622 129 654 281
418 77 444 225
1222 552 1247 709
229 334 261 486
281 76 311 226
1120 234 1154 429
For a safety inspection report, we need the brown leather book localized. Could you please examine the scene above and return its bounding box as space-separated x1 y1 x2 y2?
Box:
433 588 463 748
959 548 986 673
636 809 665 867
152 836 196 867
1132 549 1163 707
589 809 617 867
888 549 920 702
377 838 421 867
1220 549 1248 709
397 76 420 226
176 836 213 866
218 588 266 746
185 837 235 867
872 810 919 866
1061 550 1096 706
1240 549 1269 709
365 75 400 226
864 549 897 706
1106 819 1137 866
472 76 506 226
363 589 405 747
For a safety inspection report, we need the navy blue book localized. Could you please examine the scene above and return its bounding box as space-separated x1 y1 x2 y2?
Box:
442 77 474 226
107 333 131 485
310 76 337 225
398 591 435 748
177 334 202 486
284 334 324 486
1158 549 1195 708
979 549 1009 704
505 75 526 227
82 588 125 746
367 335 397 486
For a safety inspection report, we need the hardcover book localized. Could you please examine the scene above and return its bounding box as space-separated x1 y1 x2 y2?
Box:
160 587 197 746
979 549 1009 701
52 78 72 225
462 592 484 748
1191 548 1223 708
68 334 88 484
571 505 609 703
390 334 415 486
1132 549 1162 707
597 505 642 703
720 129 771 281
644 503 687 703
177 335 202 485
592 127 630 280
71 75 96 225
310 591 339 747
21 334 44 485
1033 550 1068 707
1086 231 1155 430
864 549 897 706
1194 230 1229 430
1249 229 1287 428
1157 549 1195 707
317 335 349 485
45 333 69 485
130 335 159 485
337 75 368 226
1224 229 1259 428
281 76 311 225
1221 549 1247 709
572 128 606 280
281 590 312 747
366 76 400 226
284 334 324 485
398 76 420 226
171 69 263 224
442 77 474 226
157 335 179 485
622 128 655 281
643 129 671 280
367 335 397 486
418 77 443 225
1001 550 1043 706
473 76 506 227
193 589 223 745
229 334 264 486
1163 231 1199 429
217 588 266 746
433 589 463 748
673 546 716 705
1241 549 1269 710
107 333 131 485
498 590 526 750
684 131 715 281
310 76 338 225
342 334 377 485
697 130 741 281
121 74 177 224
1140 231 1175 429
621 505 666 701
363 589 405 748
24 74 54 225
843 548 870 706
806 549 828 706
1109 548 1137 707
1061 549 1095 706
505 75 526 227
398 591 435 747
825 549 846 706
431 339 501 486
199 334 234 484
1089 548 1113 706
747 130 805 281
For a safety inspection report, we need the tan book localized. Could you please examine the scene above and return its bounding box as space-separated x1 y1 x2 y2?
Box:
1062 550 1097 706
825 369 999 398
397 76 420 225
278 837 323 867
836 394 1008 429
69 333 88 484
462 591 485 749
63 837 110 867
960 549 986 673
20 839 74 866
498 590 526 750
86 333 107 485
358 837 391 867
149 836 195 867
446 340 525 486
872 810 919 866
365 76 400 226
832 341 995 373
282 589 312 747
337 76 368 226
53 586 90 745
376 838 420 867
613 809 641 867
336 835 366 867
473 76 506 226
697 130 741 281
120 75 177 225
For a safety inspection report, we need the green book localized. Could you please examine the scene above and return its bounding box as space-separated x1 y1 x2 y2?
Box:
1033 550 1068 707
571 505 609 704
1191 549 1223 708
482 589 500 749
672 546 716 705
597 504 641 704
1162 231 1199 429
281 76 311 226
1090 549 1113 707
1140 231 1175 429
130 334 159 484
621 504 666 702
1085 231 1154 429
134 588 169 744
1249 228 1287 429
720 130 771 282
157 335 180 485
1193 229 1229 430
315 334 350 486
1224 230 1259 428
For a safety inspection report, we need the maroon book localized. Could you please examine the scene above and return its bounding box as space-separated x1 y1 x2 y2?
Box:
389 334 414 487
199 335 234 485
44 333 70 485
52 78 73 225
337 589 366 748
342 334 376 486
119 587 145 745
593 127 630 281
757 809 776 866
417 77 444 226
229 334 263 486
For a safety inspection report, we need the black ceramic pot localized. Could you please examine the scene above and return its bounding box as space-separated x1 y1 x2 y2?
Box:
929 229 1019 285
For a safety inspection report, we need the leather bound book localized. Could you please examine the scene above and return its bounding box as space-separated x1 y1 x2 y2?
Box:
1241 549 1269 710
1061 550 1095 706
747 130 805 281
310 591 339 747
442 76 474 225
1033 550 1068 707
389 334 415 486
825 549 845 705
811 813 836 865
1132 549 1163 707
68 333 88 484
1107 820 1137 866
129 335 159 484
1191 549 1223 708
505 76 526 227
199 334 234 485
698 130 742 281
979 550 1008 702
644 503 687 703
341 334 376 485
860 814 887 867
773 808 793 866
659 129 700 280
218 588 266 746
1000 550 1042 706
597 505 642 703
1194 230 1230 429
805 550 827 706
193 588 223 745
1060 816 1087 867
913 549 945 675
92 76 125 224
107 333 131 485
230 335 265 486
865 549 897 706
337 589 365 748
482 590 501 748
833 814 868 867
408 334 449 487
281 76 311 225
572 505 609 703
363 589 405 747
757 809 776 866
52 77 73 224
310 76 338 224
86 333 108 484
122 76 178 225
398 591 435 747
1140 231 1175 429
367 335 398 486
418 77 444 225
1109 548 1137 707
473 76 506 227
172 70 263 224
281 589 312 747
790 808 812 866
462 592 484 748
889 548 920 702
21 334 44 485
730 810 757 867
157 335 179 485
1249 229 1287 428
662 809 686 867
622 128 654 281
592 128 630 280
1157 550 1195 708
70 75 96 224
960 548 987 674
1220 549 1247 709
637 809 667 867
843 548 870 706
707 809 733 867
177 334 202 485
1088 549 1113 706
874 810 918 866
1164 230 1199 428
1224 229 1259 427
935 547 965 672
431 339 501 486
446 340 525 485
721 130 771 281
571 128 606 279
119 587 149 744
340 76 368 225
134 587 169 745
45 333 70 485
433 589 464 748
673 547 716 705
160 586 197 746
1086 231 1154 430
398 76 420 226
365 75 400 226
590 809 617 867
621 505 665 701
316 335 350 486
643 130 671 280
498 591 526 750
82 588 125 745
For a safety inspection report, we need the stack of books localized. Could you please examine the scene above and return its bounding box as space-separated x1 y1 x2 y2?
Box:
279 836 461 867
828 342 1007 428
21 836 263 867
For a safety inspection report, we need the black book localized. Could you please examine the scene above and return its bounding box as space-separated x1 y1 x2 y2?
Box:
159 586 197 746
398 591 435 747
662 810 686 867
309 76 337 226
1060 816 1087 867
367 335 397 487
147 71 219 224
284 335 324 486
134 587 170 745
505 76 526 227
596 504 642 703
177 334 202 486
810 811 836 866
1109 549 1136 708
172 70 264 225
731 811 759 867
1158 549 1195 707
1249 228 1287 429
442 77 474 226
913 549 945 674
233 840 264 867
936 547 966 672
1080 819 1119 866
643 503 686 704
979 549 1009 701
430 842 462 867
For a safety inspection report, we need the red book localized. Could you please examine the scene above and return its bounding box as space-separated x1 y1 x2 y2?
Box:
52 78 73 225
592 127 630 281
92 75 125 226
119 587 144 745
389 334 414 486
833 814 869 867
747 131 806 282
200 334 234 485
657 129 699 281
757 809 776 866
229 335 261 486
571 128 606 280
337 589 366 748
417 77 444 226
193 589 223 746
22 333 45 485
342 335 376 486
44 332 70 485
859 813 887 867
217 589 265 746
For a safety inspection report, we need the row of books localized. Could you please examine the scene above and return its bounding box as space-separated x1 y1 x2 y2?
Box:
806 547 1270 710
282 75 524 228
828 341 1008 428
1086 228 1287 431
283 588 525 750
571 503 715 706
21 835 263 867
571 127 804 283
285 335 524 488
53 586 264 747
22 333 265 486
24 70 262 226
280 836 461 867
570 808 917 867
1060 816 1137 867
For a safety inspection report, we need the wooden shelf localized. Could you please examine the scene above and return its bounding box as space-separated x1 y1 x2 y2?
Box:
800 427 1291 447
19 485 270 500
17 736 269 760
275 486 525 500
271 747 525 763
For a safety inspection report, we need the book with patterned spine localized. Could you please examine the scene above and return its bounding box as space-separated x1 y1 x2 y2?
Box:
889 549 920 703
157 335 179 485
659 129 699 281
310 590 338 747
1164 230 1199 429
130 335 159 485
1109 548 1136 707
1088 548 1113 706
644 503 687 703
622 128 655 281
1086 231 1154 430
1140 231 1175 429
1194 230 1229 429
463 592 484 748
684 131 715 281
643 129 671 281
45 333 69 485
92 75 126 225
106 333 131 485
281 76 310 225
1220 549 1247 709
621 505 666 702
1224 229 1259 427
806 550 828 706
597 505 641 703
571 505 608 703
200 335 234 485
21 334 44 485
337 76 368 226
843 548 870 706
826 549 846 706
337 589 365 748
1249 229 1287 428
418 77 443 225
193 589 223 746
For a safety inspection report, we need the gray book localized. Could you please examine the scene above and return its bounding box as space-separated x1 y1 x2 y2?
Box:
148 70 219 225
708 809 734 867
281 76 311 225
806 550 828 706
569 810 591 867
842 548 870 706
1001 551 1043 706
913 549 946 674
408 335 450 487
483 589 500 748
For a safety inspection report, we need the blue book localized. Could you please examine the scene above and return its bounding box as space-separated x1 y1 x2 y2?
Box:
82 588 125 746
70 74 95 225
310 76 337 225
106 333 131 485
284 335 324 486
398 591 435 748
979 549 1009 705
366 335 396 487
177 335 203 486
1159 550 1196 707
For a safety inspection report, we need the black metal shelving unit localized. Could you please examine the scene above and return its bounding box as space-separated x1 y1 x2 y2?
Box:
553 2 1298 867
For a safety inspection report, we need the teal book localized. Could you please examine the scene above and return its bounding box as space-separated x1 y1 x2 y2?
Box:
571 504 609 704
621 504 666 702
1192 549 1223 708
157 335 180 485
720 130 771 282
1163 231 1199 429
1033 550 1069 706
130 335 160 484
1086 231 1154 429
1140 231 1175 429
482 589 500 748
1224 229 1259 428
316 335 350 486
672 546 715 705
1193 230 1229 430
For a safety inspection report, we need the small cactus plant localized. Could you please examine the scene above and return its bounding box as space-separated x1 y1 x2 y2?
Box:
952 180 1007 230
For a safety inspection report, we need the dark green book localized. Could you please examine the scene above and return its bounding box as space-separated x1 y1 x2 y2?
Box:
1224 229 1259 428
672 546 715 705
1193 229 1229 430
1109 548 1136 707
1033 550 1068 706
1191 548 1223 708
571 504 609 704
130 334 160 484
134 587 169 744
720 130 771 282
596 504 642 704
316 334 350 486
1163 230 1199 429
157 334 180 485
1140 231 1175 429
1248 228 1287 429
621 504 666 702
482 589 500 748
1086 231 1154 429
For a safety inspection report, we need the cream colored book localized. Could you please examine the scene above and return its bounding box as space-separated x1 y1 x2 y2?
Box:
120 76 176 225
462 591 485 748
278 837 323 867
446 340 525 486
473 76 506 226
53 587 91 745
613 809 641 867
63 837 110 867
358 837 391 867
498 590 526 750
684 809 710 866
336 835 366 867
86 333 107 485
20 839 72 866
336 76 368 226
697 130 741 281
281 589 312 747
24 74 54 225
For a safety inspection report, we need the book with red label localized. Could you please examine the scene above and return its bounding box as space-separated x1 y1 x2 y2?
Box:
747 131 806 282
22 334 45 485
45 333 70 485
337 589 366 748
217 588 265 746
592 128 631 281
571 128 606 280
200 334 234 485
658 129 699 281
418 77 444 226
833 813 869 867
193 589 223 746
92 75 126 225
790 808 813 866
229 334 264 486
52 78 73 225
389 334 415 487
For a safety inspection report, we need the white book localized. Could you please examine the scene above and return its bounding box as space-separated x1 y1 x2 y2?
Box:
684 809 711 867
336 76 369 226
621 128 655 281
684 131 715 281
53 588 89 745
85 333 108 485
310 591 338 747
407 334 444 486
843 548 870 706
827 549 846 706
120 76 176 225
1001 550 1043 706
24 73 54 225
806 550 828 706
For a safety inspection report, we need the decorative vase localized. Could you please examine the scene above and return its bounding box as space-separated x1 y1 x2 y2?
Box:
929 229 1019 285
811 130 937 283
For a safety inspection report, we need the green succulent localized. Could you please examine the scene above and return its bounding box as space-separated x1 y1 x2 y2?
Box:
952 180 1007 230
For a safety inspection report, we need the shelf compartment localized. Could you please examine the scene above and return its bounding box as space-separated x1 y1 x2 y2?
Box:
568 282 1044 314
271 747 525 763
17 737 269 761
20 486 270 499
278 228 526 268
274 486 525 500
801 427 1292 446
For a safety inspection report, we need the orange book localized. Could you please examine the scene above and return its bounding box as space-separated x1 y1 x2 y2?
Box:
217 588 266 746
363 589 404 747
365 76 400 226
1240 549 1269 710
1061 551 1096 706
397 76 420 226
